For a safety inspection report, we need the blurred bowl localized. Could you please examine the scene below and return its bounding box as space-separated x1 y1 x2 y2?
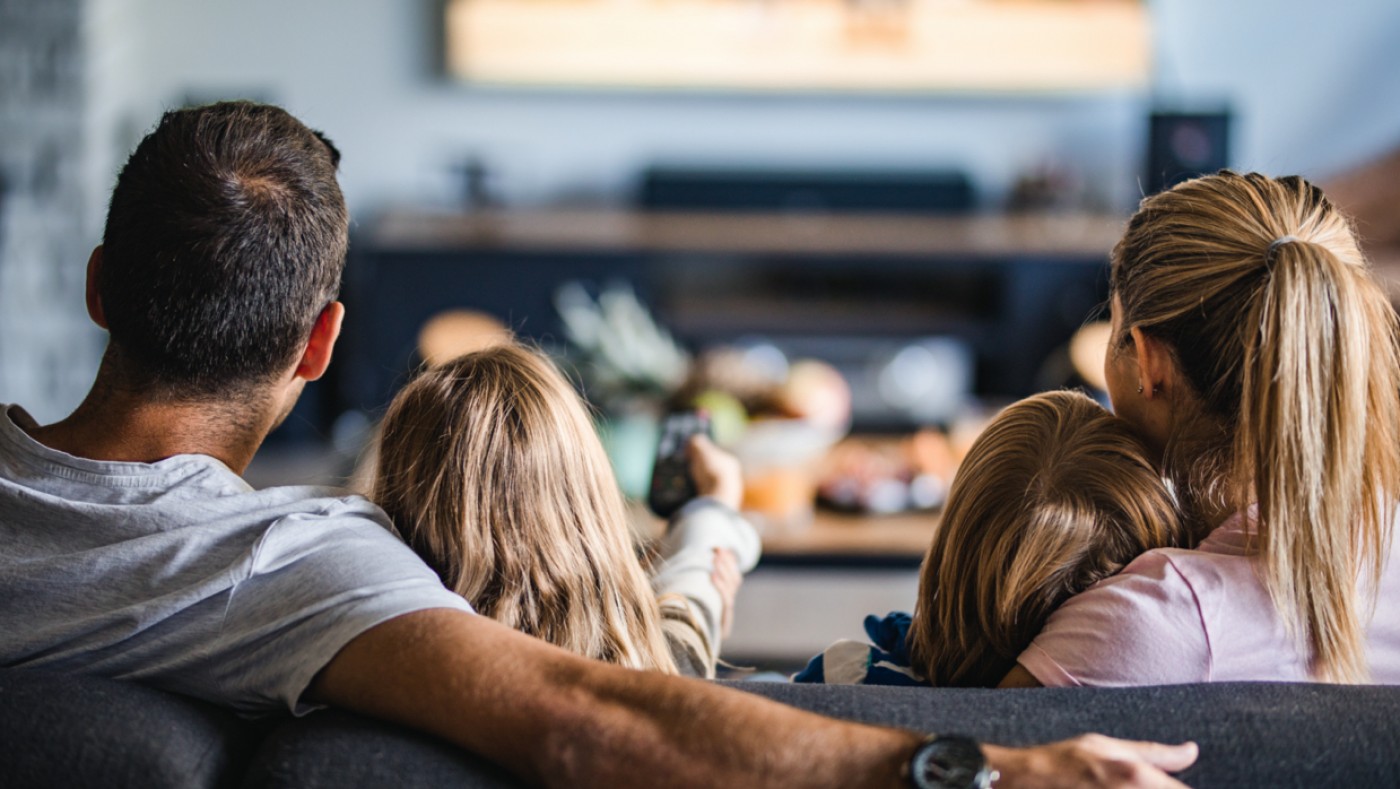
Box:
731 418 846 534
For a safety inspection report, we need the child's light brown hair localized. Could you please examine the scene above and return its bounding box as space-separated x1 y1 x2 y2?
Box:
907 390 1183 687
370 344 680 673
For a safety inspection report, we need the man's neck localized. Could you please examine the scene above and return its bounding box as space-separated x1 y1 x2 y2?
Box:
23 379 282 475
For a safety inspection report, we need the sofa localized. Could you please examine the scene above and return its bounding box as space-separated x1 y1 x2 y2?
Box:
2 667 1398 788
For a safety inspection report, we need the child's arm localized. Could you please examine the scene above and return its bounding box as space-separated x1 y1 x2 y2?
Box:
710 546 742 639
649 436 761 675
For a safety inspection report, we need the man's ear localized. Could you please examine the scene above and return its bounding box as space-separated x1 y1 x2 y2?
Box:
294 302 345 382
85 246 108 329
1128 326 1177 399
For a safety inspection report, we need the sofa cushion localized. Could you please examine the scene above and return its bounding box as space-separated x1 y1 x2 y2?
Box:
0 668 262 789
243 709 517 789
730 680 1400 788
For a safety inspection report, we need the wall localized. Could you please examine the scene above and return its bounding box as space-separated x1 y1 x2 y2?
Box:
0 0 103 419
1152 0 1400 179
88 0 1131 212
87 0 1400 216
2 0 1399 419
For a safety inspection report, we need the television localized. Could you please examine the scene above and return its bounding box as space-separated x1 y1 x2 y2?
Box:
444 0 1150 94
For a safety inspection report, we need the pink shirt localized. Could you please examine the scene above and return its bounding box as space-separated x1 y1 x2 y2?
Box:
1019 513 1400 686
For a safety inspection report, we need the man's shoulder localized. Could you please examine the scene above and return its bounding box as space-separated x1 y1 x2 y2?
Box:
0 423 401 571
0 456 460 716
244 486 405 562
239 484 389 525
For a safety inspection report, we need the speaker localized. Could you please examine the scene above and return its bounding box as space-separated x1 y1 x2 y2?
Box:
1145 110 1231 195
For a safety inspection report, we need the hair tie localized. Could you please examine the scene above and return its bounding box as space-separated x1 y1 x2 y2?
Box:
1268 235 1299 254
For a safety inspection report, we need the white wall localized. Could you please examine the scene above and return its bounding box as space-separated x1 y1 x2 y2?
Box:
0 0 103 421
86 0 1400 217
5 0 1399 420
1152 0 1400 178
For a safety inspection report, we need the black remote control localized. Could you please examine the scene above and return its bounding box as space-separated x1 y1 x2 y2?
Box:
647 411 712 519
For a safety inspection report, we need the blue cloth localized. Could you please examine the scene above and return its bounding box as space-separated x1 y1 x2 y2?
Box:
792 612 930 687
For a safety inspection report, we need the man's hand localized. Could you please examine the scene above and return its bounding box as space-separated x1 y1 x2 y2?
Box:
986 735 1198 789
686 434 744 511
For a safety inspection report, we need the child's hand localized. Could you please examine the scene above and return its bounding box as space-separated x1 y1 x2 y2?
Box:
711 548 743 639
686 435 744 511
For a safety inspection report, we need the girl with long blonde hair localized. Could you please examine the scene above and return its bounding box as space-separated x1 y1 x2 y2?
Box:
795 390 1183 686
370 343 760 677
1008 171 1400 687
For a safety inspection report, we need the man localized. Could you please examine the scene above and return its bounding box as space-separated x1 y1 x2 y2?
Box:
0 102 1196 788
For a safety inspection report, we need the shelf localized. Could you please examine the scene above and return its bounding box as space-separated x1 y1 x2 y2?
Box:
632 500 936 567
760 508 936 565
371 209 1127 260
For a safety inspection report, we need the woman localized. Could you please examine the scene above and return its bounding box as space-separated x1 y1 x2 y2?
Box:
793 390 1183 687
370 343 760 678
1007 171 1400 687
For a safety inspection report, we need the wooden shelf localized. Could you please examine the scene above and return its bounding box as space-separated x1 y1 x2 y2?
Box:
760 508 937 561
372 209 1128 260
631 499 937 566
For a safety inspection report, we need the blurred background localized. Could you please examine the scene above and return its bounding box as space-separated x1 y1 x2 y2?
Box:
4 0 1400 670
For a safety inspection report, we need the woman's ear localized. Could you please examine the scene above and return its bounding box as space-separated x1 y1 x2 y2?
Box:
1129 326 1177 400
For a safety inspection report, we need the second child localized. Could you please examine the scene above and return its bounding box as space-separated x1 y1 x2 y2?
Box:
795 390 1183 686
370 343 760 677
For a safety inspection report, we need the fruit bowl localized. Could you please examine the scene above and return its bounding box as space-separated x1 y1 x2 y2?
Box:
730 417 847 534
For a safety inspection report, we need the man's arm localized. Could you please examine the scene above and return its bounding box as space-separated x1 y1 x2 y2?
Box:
310 609 1196 788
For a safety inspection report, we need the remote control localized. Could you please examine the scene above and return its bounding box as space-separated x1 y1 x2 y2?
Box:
647 411 712 519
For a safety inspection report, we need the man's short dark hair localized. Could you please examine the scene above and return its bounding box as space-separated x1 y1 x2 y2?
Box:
100 101 348 397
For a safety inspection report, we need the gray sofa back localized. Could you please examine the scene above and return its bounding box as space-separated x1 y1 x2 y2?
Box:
2 667 1398 787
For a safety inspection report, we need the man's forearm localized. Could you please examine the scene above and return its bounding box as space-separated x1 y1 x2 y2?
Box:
535 655 916 787
311 609 915 787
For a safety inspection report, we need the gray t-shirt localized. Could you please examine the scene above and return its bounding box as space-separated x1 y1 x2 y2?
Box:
0 404 473 716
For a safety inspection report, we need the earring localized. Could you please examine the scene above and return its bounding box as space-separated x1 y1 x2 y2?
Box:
1137 385 1144 395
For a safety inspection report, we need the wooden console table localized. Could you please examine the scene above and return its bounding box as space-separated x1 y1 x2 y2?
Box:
633 500 937 567
759 508 937 567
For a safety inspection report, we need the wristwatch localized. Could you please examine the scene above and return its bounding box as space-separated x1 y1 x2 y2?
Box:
906 734 998 789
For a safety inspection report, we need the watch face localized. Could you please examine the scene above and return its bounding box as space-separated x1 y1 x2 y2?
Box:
911 735 991 789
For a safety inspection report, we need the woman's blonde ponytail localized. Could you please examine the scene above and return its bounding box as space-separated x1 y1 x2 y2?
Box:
1240 238 1396 682
1113 172 1400 683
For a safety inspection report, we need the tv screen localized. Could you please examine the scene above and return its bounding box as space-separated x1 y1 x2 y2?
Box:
445 0 1149 93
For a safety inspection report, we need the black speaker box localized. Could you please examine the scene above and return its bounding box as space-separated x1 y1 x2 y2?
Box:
1146 110 1232 195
